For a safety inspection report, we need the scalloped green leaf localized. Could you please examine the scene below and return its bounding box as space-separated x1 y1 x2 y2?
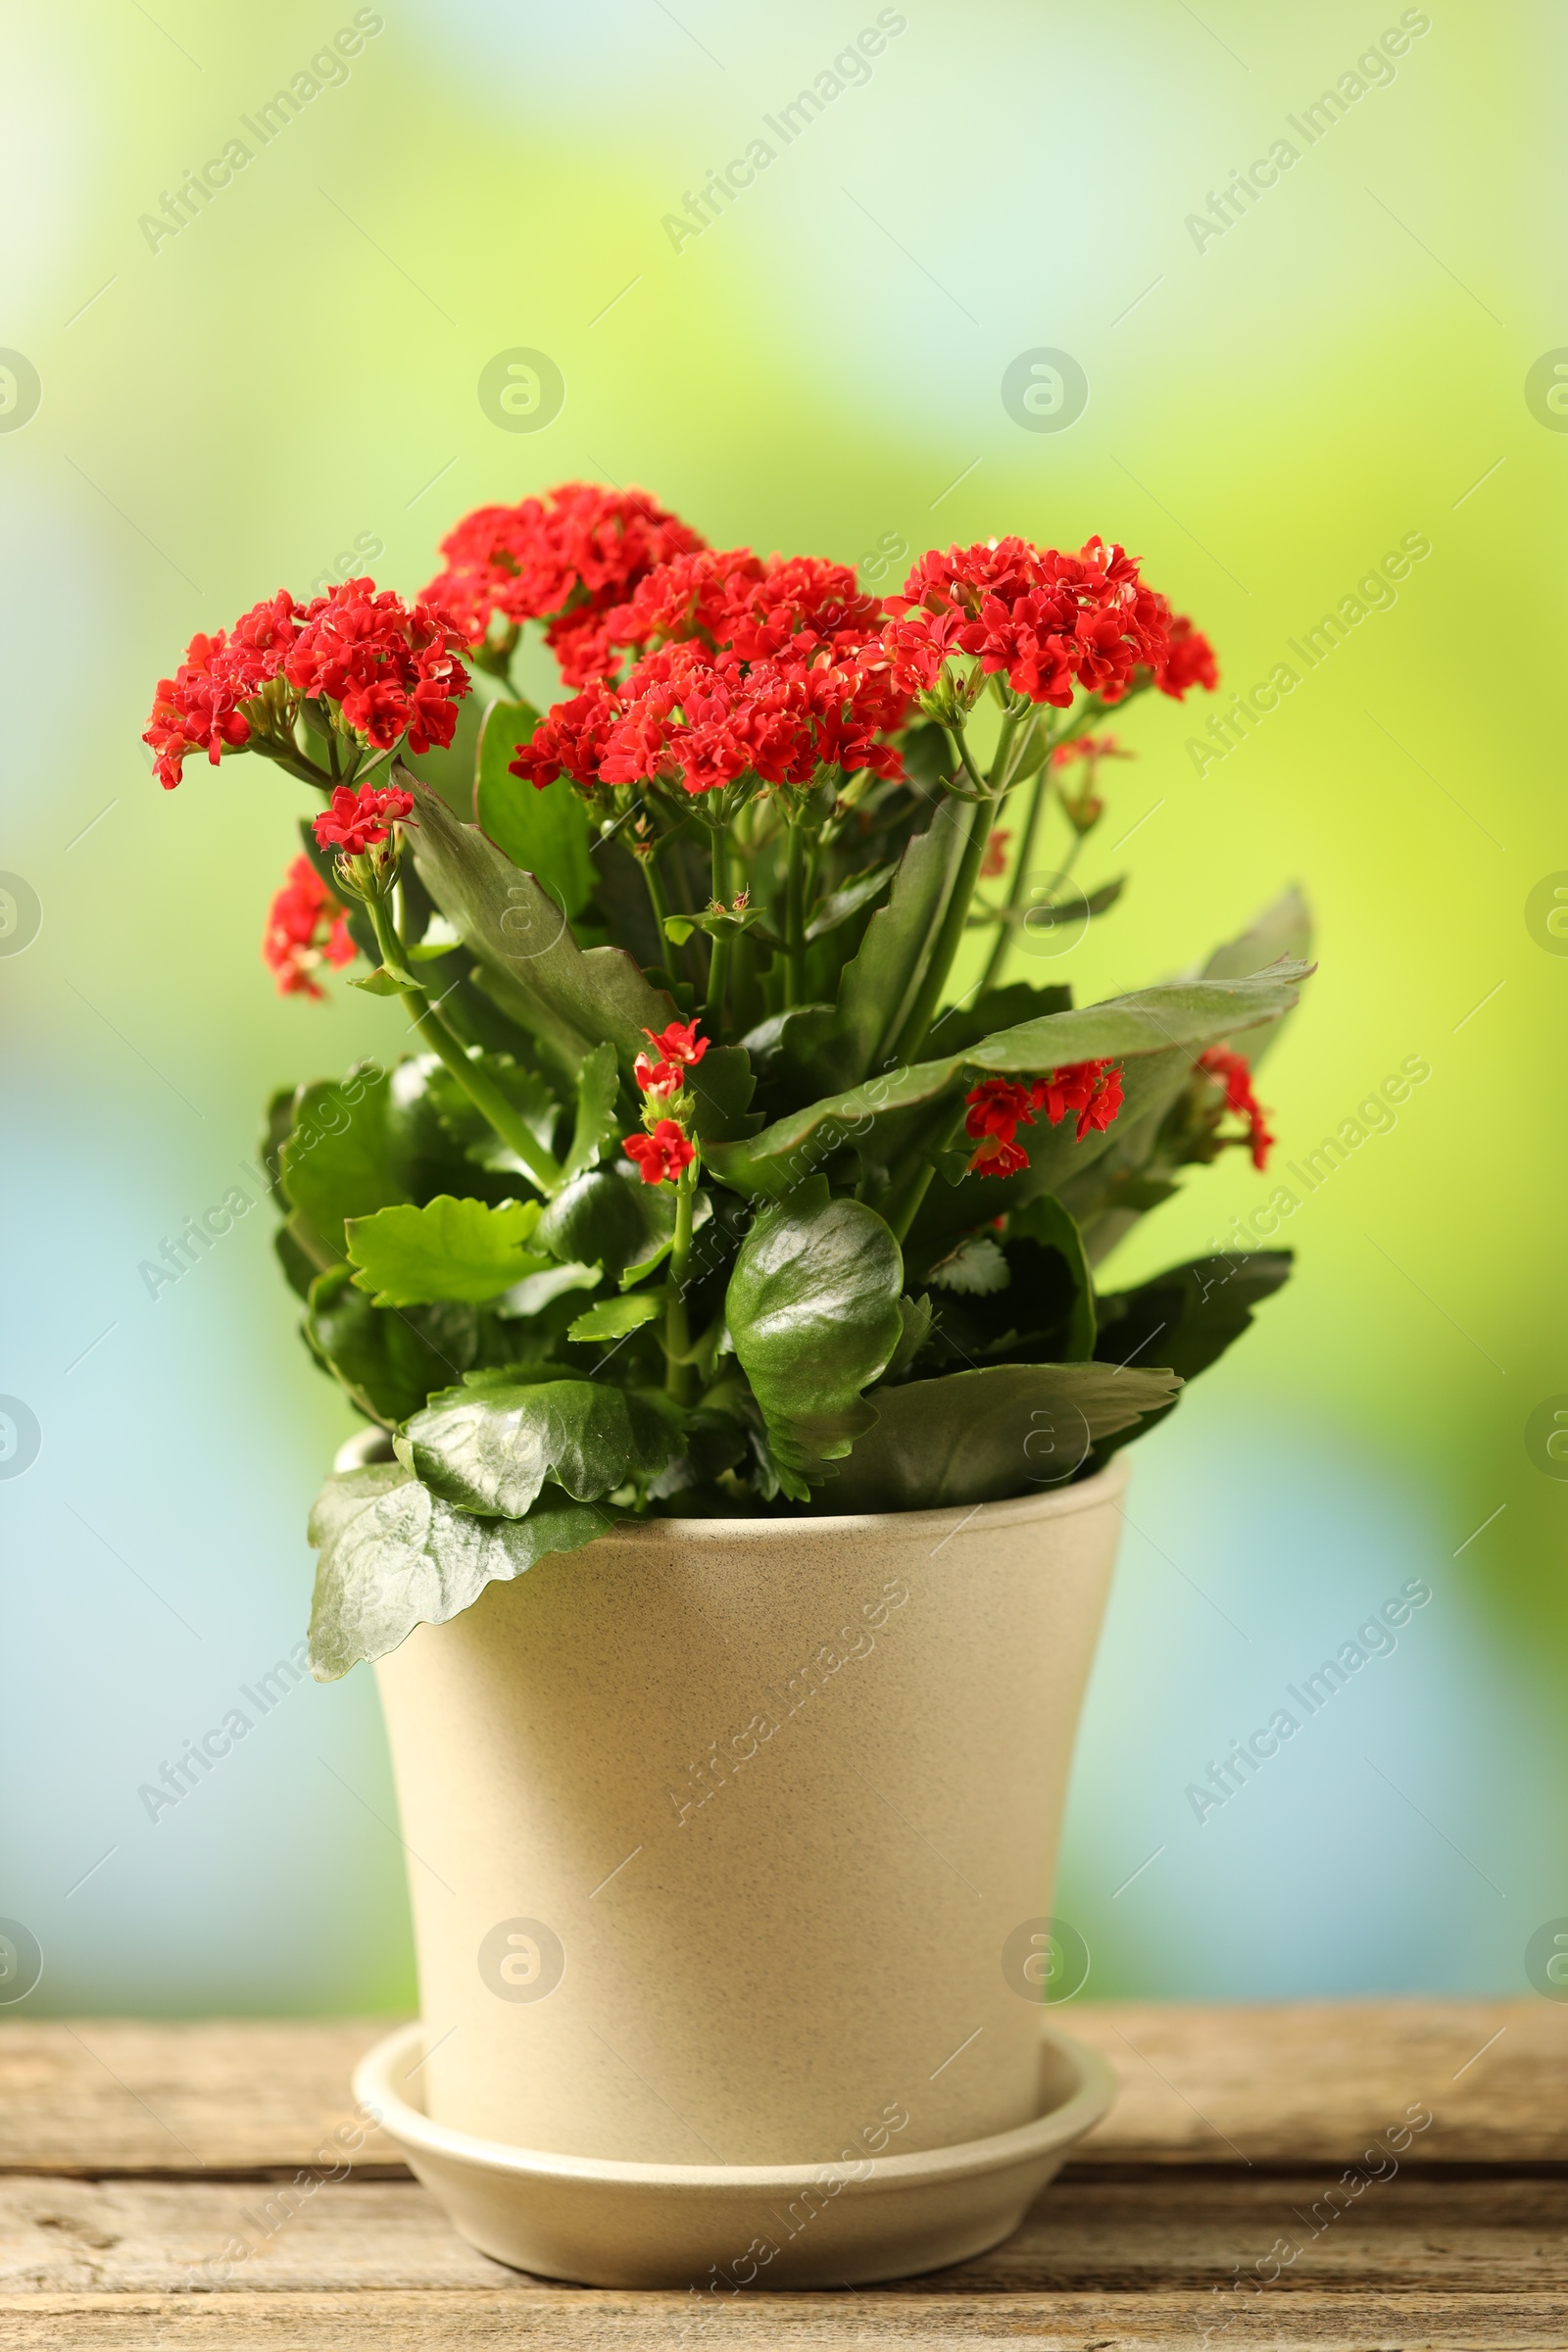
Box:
819 1360 1181 1514
398 1368 680 1518
346 1197 548 1307
307 1463 608 1680
725 1177 905 1477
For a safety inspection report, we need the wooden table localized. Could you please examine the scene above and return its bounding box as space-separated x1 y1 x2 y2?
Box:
2 2001 1564 2346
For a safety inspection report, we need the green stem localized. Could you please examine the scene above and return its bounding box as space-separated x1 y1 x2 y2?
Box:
365 889 563 1193
978 762 1052 994
664 1177 696 1403
705 823 732 1033
638 848 672 950
885 1099 967 1246
784 817 808 1005
888 787 994 1068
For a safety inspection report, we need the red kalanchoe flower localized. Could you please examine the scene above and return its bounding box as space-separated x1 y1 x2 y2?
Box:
1150 612 1218 700
1198 1047 1275 1171
1031 1058 1125 1143
286 580 468 755
622 1119 696 1186
422 484 707 686
313 782 416 856
143 593 302 788
884 535 1199 711
262 855 357 1000
633 1053 684 1102
644 1019 709 1067
963 1077 1037 1176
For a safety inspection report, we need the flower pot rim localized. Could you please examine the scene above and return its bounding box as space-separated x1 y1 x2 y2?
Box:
355 2017 1116 2199
333 1425 1131 1539
593 1446 1132 1544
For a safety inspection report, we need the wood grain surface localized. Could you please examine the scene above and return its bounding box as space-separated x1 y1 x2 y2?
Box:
1 2005 1563 2349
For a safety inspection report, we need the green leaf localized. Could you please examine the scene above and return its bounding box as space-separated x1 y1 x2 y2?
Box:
820 816 965 1087
562 1041 621 1180
820 1360 1181 1513
567 1293 663 1344
927 1237 1010 1295
685 1043 758 1142
305 1265 479 1427
407 914 464 959
346 1197 548 1307
1006 1194 1097 1360
1090 1251 1292 1456
399 1369 680 1518
884 1293 933 1382
709 962 1313 1201
278 1064 410 1266
474 699 596 917
725 1176 905 1473
805 861 898 942
403 766 678 1076
350 966 403 996
427 1054 562 1179
307 1463 607 1680
1198 888 1313 1073
497 1261 602 1316
535 1165 676 1282
922 981 1072 1059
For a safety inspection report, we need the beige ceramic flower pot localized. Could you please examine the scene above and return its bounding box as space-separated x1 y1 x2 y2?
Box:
366 1455 1129 2285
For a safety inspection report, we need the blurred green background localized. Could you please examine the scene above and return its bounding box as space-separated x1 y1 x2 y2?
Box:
3 0 1561 2015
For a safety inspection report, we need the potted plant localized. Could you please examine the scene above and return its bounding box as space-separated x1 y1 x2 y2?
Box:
147 486 1309 2288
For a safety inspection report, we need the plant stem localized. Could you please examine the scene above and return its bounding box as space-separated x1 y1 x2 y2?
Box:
638 848 672 949
978 762 1051 994
664 1177 696 1403
785 817 808 1005
705 822 732 1033
885 1100 966 1246
364 888 564 1193
888 788 994 1068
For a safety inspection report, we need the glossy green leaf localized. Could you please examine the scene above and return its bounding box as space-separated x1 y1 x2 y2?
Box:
725 1176 905 1474
307 1462 607 1679
306 1264 479 1427
474 699 596 917
535 1164 676 1282
1090 1251 1292 1456
278 1064 409 1267
567 1293 663 1344
346 1197 548 1306
399 1368 680 1518
820 813 965 1087
805 862 898 941
562 1041 621 1180
820 1360 1181 1513
708 963 1312 1200
403 766 678 1075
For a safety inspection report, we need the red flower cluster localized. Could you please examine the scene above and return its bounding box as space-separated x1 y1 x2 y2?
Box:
601 548 889 678
513 638 904 801
262 856 357 1000
884 536 1217 711
421 484 706 687
313 782 416 856
287 582 467 754
1151 614 1218 699
623 1119 695 1186
633 1018 709 1102
964 1059 1125 1177
144 583 468 789
1198 1048 1275 1171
